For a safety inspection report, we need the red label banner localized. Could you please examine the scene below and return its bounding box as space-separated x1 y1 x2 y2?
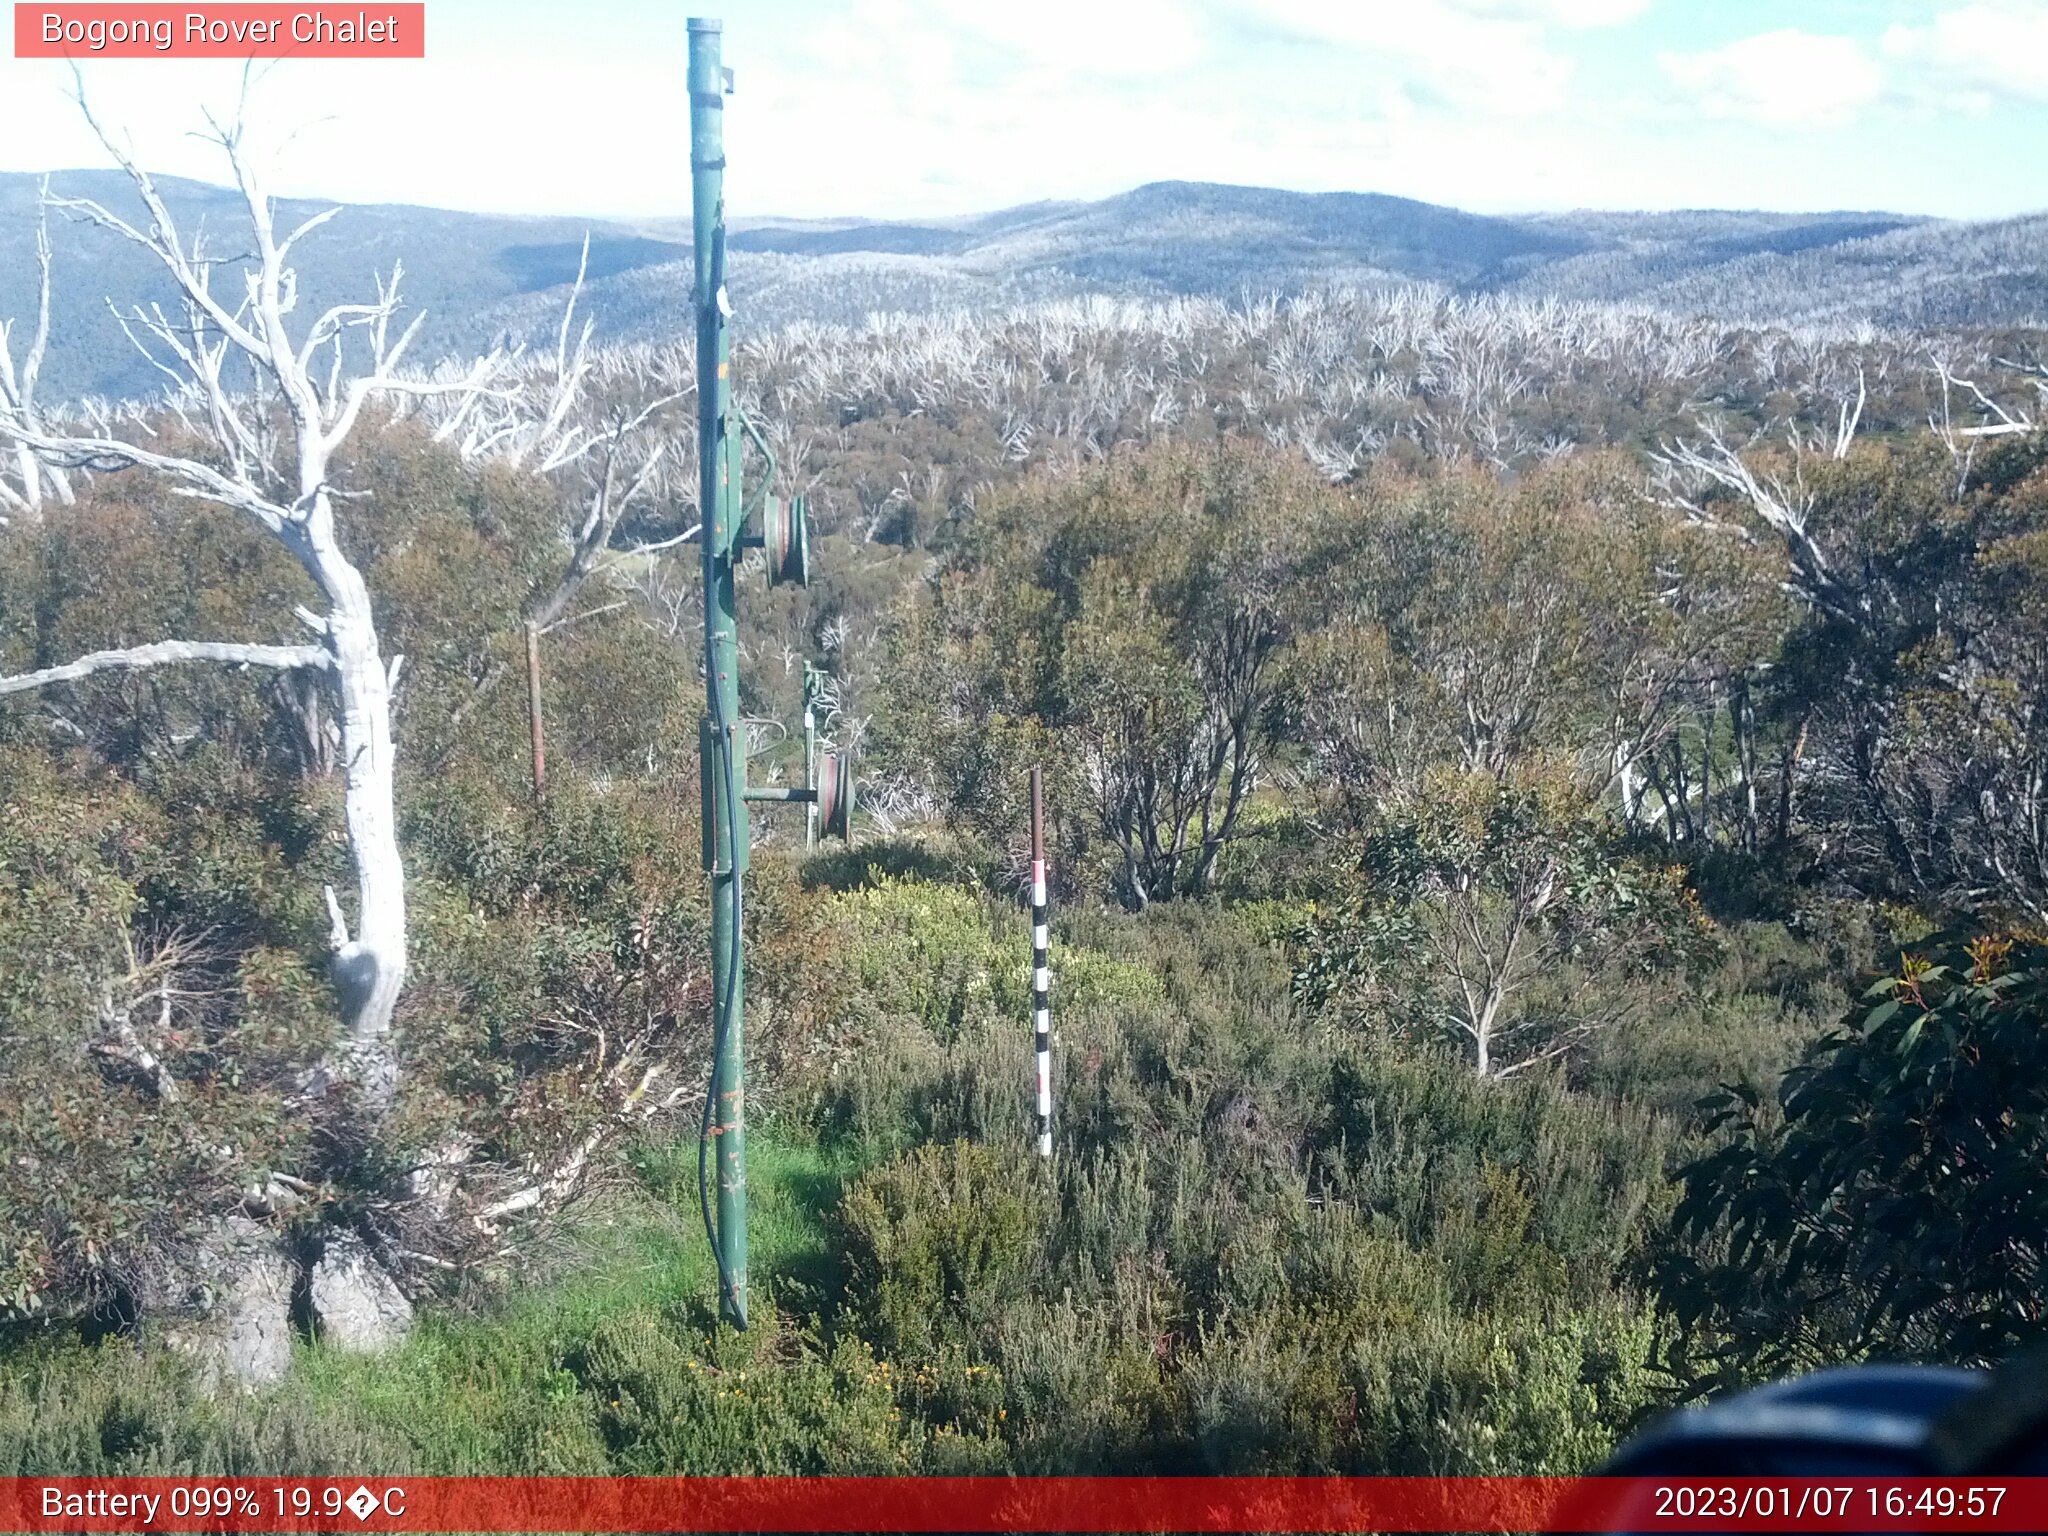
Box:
13 5 425 58
0 1476 2043 1532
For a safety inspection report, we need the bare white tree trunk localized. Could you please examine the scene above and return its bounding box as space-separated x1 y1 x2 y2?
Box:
322 557 406 1098
0 102 505 1096
0 184 73 521
1613 737 1642 826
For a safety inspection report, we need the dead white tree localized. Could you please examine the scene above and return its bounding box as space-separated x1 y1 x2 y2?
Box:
0 185 75 521
0 102 505 1106
1924 352 2046 497
526 393 689 634
1935 355 2041 436
1652 416 1856 623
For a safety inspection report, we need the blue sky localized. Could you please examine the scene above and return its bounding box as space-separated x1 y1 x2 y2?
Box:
0 0 2042 221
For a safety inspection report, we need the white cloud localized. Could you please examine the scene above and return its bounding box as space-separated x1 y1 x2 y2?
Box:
1881 2 2048 105
1452 0 1651 28
1225 0 1575 116
937 0 1211 77
1658 29 1885 129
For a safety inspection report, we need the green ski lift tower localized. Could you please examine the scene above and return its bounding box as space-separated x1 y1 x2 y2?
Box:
689 16 850 1329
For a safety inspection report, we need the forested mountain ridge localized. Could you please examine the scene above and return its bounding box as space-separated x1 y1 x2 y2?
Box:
1512 207 2048 327
3 169 2032 401
0 170 669 399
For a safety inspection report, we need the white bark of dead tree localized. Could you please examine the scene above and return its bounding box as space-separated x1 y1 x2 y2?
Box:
1652 417 1856 623
0 184 75 521
0 100 506 1107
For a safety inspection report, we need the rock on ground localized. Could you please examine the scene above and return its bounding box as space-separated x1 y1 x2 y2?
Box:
310 1231 414 1353
152 1215 296 1390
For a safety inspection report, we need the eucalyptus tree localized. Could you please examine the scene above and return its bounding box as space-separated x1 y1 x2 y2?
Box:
885 441 1319 908
1294 767 1710 1080
0 107 504 1105
1654 371 2048 907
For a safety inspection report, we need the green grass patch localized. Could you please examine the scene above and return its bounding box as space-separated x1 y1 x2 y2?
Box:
0 1130 863 1477
282 1131 860 1472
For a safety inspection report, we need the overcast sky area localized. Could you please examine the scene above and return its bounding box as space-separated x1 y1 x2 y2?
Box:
1 0 2043 223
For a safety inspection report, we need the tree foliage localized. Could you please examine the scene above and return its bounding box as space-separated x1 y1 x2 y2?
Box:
1661 929 2048 1384
1295 768 1712 1077
885 441 1324 907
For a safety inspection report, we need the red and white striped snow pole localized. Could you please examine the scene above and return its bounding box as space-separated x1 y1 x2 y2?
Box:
1030 766 1052 1158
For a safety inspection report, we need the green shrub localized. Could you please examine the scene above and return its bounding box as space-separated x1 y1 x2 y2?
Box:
574 1307 911 1474
800 834 985 894
829 879 1009 1041
1663 928 2048 1382
0 753 327 1319
1310 1039 1671 1307
1581 920 1835 1118
993 1297 1182 1473
838 1141 1050 1358
0 1335 410 1475
1177 1289 1657 1475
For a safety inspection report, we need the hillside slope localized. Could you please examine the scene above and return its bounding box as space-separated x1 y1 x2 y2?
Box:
2 171 2037 402
1511 209 2048 329
0 170 689 399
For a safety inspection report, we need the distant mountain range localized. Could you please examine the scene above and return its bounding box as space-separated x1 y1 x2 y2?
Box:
2 172 2042 402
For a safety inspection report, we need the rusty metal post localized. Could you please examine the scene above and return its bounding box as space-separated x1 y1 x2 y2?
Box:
524 622 547 806
1030 767 1051 1158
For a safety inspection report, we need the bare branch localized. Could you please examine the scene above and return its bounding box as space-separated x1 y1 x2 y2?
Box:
0 640 330 696
538 599 629 637
0 184 74 513
1653 419 1853 620
0 419 294 536
1832 364 1866 459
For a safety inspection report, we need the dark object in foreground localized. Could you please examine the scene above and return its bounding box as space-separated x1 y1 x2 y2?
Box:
1602 1365 1986 1478
1592 1351 2048 1530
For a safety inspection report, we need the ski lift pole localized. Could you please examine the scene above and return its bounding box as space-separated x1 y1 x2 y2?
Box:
690 15 747 1330
687 19 841 1329
1031 767 1052 1158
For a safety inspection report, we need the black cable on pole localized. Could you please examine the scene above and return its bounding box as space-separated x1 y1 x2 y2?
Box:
695 216 746 1327
698 663 745 1327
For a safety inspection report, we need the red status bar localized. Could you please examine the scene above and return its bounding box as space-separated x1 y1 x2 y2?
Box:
1 1476 2045 1532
